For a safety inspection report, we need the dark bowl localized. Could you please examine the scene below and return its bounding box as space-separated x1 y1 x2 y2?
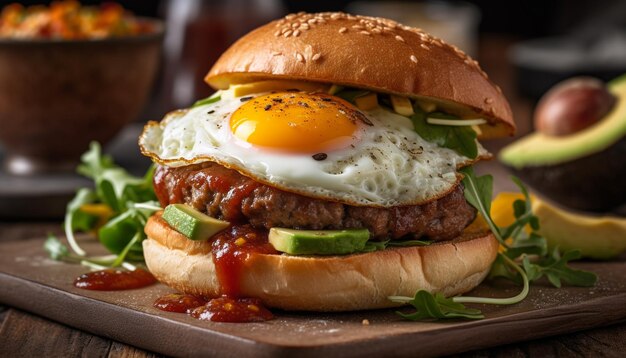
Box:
0 18 163 175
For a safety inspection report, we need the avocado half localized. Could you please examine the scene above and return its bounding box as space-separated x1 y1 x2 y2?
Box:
500 75 626 212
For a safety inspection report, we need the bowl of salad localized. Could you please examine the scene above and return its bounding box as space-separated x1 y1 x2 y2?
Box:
0 1 163 175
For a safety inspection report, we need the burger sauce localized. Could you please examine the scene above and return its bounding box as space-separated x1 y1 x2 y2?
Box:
74 268 156 290
154 225 276 323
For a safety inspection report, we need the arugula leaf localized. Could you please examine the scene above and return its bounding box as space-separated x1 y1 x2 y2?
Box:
393 169 596 322
387 240 431 247
411 110 478 159
459 167 502 245
391 291 484 320
461 168 597 288
44 235 71 261
523 249 597 287
333 88 370 103
64 188 98 256
359 238 431 252
51 142 160 269
192 94 221 108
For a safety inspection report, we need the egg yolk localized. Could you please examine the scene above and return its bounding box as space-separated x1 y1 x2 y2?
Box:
230 92 363 153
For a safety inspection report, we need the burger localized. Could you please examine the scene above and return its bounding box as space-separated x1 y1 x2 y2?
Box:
139 12 515 312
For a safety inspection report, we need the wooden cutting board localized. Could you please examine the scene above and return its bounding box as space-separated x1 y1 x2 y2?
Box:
0 237 625 358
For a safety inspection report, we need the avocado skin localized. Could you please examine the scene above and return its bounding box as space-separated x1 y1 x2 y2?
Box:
507 138 626 213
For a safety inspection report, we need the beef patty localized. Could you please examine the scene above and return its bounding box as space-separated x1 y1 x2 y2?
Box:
153 162 476 241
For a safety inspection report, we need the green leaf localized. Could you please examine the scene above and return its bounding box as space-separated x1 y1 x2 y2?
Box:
505 232 547 259
396 291 484 321
77 142 114 179
360 240 388 252
488 254 521 282
64 188 99 256
387 240 431 247
97 211 141 254
411 110 478 158
44 235 70 261
460 167 493 215
522 248 597 288
334 88 370 103
192 94 221 108
359 238 431 253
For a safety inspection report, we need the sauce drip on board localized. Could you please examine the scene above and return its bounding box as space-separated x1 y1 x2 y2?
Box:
74 268 156 290
154 293 208 313
191 297 273 322
153 224 277 322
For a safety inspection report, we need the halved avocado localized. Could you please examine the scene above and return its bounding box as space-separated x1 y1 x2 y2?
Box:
500 75 626 212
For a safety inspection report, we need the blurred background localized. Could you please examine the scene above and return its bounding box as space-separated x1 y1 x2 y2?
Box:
1 0 625 219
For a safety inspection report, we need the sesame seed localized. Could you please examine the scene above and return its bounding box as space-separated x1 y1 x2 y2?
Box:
420 44 430 50
285 14 296 20
339 27 347 33
360 31 371 36
300 23 309 30
352 25 363 30
395 35 404 42
308 19 317 25
371 28 381 34
362 319 370 325
485 97 494 104
410 55 418 63
312 53 321 61
331 13 341 20
271 51 282 56
274 30 280 37
291 23 299 28
296 53 305 62
293 29 300 37
284 30 292 37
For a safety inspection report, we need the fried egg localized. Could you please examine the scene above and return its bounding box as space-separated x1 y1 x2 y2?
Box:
140 90 488 207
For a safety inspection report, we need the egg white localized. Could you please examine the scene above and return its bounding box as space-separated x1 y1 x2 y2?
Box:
140 91 489 207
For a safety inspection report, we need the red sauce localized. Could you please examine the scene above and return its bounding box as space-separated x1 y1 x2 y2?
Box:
74 268 156 291
153 163 261 222
211 225 278 297
153 293 207 313
191 297 273 322
152 225 277 323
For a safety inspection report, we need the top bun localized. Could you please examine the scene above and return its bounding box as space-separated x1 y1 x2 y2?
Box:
206 12 515 138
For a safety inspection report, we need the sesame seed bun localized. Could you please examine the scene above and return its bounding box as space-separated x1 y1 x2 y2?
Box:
143 214 498 311
206 12 515 139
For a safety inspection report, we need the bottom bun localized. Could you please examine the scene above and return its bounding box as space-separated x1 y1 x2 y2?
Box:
143 215 498 311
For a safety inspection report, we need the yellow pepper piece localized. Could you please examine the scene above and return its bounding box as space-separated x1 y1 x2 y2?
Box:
79 203 113 229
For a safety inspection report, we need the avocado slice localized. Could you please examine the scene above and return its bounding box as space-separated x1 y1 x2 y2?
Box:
162 204 230 241
532 197 626 259
501 74 626 167
269 228 370 255
499 75 626 212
